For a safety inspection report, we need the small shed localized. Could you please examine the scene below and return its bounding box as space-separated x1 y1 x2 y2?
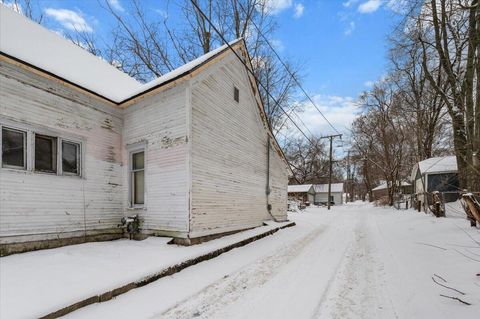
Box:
288 184 315 205
314 183 344 205
372 181 412 200
411 156 459 209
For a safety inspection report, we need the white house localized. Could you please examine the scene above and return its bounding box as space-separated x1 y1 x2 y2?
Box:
411 156 459 210
0 6 289 255
371 181 412 200
314 183 344 205
287 184 315 204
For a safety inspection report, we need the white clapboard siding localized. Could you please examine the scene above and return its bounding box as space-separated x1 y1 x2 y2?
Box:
268 142 289 221
0 60 124 243
314 192 343 205
123 83 189 234
189 52 288 237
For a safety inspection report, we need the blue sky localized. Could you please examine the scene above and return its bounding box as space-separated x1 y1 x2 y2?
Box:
4 0 403 137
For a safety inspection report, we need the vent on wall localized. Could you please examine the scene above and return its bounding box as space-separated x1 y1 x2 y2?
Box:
234 86 239 102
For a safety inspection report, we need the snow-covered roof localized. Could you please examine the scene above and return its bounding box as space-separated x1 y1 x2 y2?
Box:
0 5 243 103
372 181 411 191
417 156 457 174
126 39 243 100
288 184 314 193
0 5 142 103
314 183 344 193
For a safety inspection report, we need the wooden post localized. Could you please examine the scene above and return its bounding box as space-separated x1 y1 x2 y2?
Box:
435 202 441 217
462 194 480 227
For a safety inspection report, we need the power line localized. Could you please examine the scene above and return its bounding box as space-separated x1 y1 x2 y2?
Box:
236 1 341 136
189 0 316 146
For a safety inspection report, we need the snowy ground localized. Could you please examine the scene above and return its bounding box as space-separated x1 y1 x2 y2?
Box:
59 202 480 319
2 203 480 319
0 220 291 319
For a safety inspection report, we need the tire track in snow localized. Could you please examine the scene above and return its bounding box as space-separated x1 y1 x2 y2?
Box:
310 212 364 319
153 226 326 319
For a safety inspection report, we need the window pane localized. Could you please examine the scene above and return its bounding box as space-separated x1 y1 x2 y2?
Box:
2 128 25 168
62 141 79 174
134 170 144 204
35 134 57 173
133 151 144 170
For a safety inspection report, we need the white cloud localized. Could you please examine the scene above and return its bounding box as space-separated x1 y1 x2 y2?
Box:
107 0 124 12
270 39 285 51
262 0 293 15
293 3 304 18
386 0 409 14
342 0 359 7
44 8 93 32
156 9 168 19
344 21 355 35
284 95 361 137
364 80 374 87
358 0 382 13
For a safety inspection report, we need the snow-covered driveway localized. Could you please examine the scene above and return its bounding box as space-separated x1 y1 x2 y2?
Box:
66 202 480 319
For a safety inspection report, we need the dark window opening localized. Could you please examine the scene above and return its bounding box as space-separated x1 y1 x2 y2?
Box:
62 141 79 175
234 86 239 102
2 127 26 169
35 134 57 173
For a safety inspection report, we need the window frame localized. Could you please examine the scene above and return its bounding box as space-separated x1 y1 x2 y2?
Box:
33 133 58 174
61 139 81 176
1 126 27 170
128 143 147 209
0 121 83 178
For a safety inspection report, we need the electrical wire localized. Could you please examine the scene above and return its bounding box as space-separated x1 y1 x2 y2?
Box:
236 1 342 136
189 0 317 146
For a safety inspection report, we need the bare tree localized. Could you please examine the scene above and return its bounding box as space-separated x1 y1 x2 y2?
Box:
389 19 450 161
417 0 479 192
350 79 413 205
284 135 342 185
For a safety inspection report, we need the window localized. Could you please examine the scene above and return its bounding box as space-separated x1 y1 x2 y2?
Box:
62 141 80 175
234 86 239 102
2 127 26 169
131 151 145 206
35 134 57 173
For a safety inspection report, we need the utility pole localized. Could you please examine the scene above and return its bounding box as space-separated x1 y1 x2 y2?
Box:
320 134 342 210
347 150 351 202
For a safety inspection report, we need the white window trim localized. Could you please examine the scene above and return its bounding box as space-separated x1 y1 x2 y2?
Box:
0 125 27 170
127 141 147 209
0 120 84 178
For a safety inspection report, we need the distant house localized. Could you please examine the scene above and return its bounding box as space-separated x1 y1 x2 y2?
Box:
372 181 412 200
314 183 344 205
411 156 458 209
0 6 289 254
288 184 315 205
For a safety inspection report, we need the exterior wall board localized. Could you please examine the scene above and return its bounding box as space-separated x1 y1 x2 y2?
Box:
0 60 124 243
189 53 288 237
123 83 189 234
314 192 343 205
1 48 287 248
